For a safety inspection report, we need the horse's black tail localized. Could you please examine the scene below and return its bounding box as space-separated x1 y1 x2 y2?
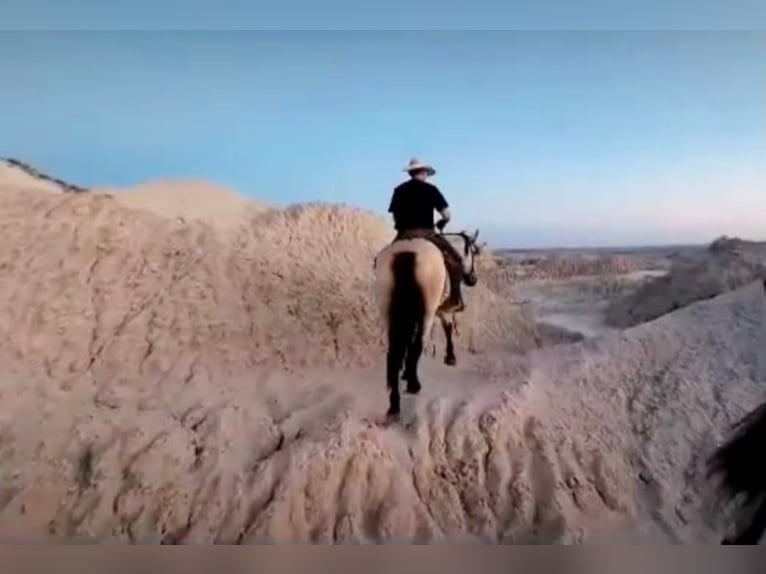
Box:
387 252 425 389
708 400 766 543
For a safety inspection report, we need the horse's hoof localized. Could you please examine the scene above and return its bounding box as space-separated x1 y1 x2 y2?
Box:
386 408 401 423
387 396 401 418
444 355 457 366
406 380 421 394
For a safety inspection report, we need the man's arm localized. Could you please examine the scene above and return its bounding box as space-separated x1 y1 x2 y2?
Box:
388 187 399 214
387 188 400 227
432 186 451 229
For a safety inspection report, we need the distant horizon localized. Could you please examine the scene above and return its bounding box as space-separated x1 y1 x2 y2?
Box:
2 31 765 248
1 154 760 251
496 242 708 252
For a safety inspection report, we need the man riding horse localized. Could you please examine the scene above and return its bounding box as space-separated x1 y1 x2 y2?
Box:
387 158 468 312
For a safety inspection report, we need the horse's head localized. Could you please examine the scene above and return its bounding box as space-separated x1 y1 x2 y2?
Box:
457 229 481 286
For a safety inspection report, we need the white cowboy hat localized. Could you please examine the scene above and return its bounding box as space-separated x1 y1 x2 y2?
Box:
403 158 436 176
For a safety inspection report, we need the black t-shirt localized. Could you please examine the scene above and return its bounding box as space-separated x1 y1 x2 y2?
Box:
387 179 449 231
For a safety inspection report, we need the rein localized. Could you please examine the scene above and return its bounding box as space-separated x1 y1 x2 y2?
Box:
439 230 482 256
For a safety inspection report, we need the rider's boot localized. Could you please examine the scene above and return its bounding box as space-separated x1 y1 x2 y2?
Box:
446 265 465 312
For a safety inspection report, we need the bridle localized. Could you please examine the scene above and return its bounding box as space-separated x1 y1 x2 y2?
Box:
440 229 481 286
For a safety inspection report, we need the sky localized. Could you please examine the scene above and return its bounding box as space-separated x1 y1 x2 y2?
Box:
4 0 766 30
1 30 765 248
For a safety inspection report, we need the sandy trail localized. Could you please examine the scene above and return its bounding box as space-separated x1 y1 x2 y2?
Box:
0 162 764 544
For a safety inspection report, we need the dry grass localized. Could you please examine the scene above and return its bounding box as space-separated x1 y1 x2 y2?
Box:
0 158 88 193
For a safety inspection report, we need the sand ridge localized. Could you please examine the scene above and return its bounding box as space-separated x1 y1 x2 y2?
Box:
0 158 87 195
95 179 271 233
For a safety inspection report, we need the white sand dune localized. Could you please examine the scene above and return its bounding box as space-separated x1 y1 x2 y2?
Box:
0 162 763 543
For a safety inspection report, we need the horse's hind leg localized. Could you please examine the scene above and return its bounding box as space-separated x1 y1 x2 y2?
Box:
440 314 457 366
403 328 423 395
386 338 407 417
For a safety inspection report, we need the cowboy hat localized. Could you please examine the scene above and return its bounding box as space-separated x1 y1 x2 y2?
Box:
403 158 436 176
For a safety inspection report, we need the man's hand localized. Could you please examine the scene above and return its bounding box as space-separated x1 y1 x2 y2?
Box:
436 207 451 232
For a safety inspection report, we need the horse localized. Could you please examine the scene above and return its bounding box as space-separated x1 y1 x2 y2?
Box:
373 229 481 418
707 399 766 544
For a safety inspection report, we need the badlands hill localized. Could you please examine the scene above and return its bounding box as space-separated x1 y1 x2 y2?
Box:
606 237 766 328
0 160 763 544
0 160 552 383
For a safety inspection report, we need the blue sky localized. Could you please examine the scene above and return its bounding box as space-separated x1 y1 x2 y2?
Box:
4 0 766 30
1 31 765 247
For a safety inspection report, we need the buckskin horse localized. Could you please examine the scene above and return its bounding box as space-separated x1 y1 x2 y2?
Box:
373 229 481 418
